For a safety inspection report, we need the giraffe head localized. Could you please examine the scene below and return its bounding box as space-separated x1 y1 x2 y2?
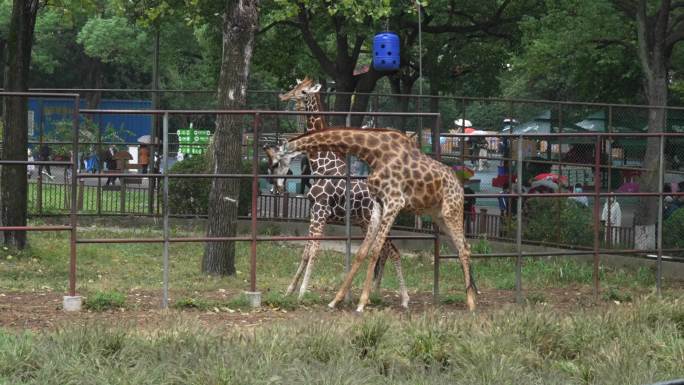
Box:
279 77 322 104
263 142 300 192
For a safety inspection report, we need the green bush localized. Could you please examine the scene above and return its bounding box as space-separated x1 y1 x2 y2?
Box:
84 291 126 311
166 155 269 216
167 154 211 216
663 208 684 256
523 197 593 247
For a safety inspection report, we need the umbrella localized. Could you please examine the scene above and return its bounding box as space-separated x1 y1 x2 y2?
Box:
452 165 475 180
617 182 639 193
534 173 569 186
454 119 472 127
492 174 516 188
137 135 152 144
530 179 559 192
464 127 488 135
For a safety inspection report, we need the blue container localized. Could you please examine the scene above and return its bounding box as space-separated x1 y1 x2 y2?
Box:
373 32 400 71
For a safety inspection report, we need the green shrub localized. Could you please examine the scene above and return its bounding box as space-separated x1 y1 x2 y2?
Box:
523 197 593 247
166 155 269 216
663 208 684 256
84 291 126 311
167 154 211 216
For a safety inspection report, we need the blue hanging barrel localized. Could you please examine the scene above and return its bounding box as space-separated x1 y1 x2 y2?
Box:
373 32 400 71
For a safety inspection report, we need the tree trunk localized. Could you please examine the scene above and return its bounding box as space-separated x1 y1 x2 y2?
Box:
634 70 667 249
331 74 354 126
202 0 259 275
1 0 39 249
349 69 384 127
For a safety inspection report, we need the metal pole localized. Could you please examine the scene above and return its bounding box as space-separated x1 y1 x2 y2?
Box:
515 134 523 304
592 134 601 298
433 115 442 301
69 96 80 297
345 153 352 302
250 113 260 293
656 134 664 296
162 112 170 308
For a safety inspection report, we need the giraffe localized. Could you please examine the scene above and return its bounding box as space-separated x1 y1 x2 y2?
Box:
276 78 409 307
265 127 477 312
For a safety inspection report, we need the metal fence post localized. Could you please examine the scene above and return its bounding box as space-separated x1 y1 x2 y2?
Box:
433 115 442 302
656 134 664 296
250 113 260 296
592 134 602 298
515 134 523 304
69 95 80 298
345 153 352 303
162 112 170 308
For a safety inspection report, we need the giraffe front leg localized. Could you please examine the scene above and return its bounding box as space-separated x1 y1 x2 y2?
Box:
298 238 322 299
287 205 327 296
328 201 383 309
356 203 402 313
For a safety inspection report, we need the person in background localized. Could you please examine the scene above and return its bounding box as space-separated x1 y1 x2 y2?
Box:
601 196 622 245
104 145 118 186
569 183 589 207
38 143 54 180
27 149 35 179
138 144 150 174
463 185 476 233
498 182 517 217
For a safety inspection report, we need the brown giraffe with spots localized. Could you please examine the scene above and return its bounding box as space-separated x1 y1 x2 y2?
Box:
276 78 409 306
266 127 477 312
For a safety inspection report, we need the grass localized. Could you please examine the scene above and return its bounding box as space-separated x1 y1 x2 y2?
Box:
0 297 682 384
0 223 670 304
84 291 126 311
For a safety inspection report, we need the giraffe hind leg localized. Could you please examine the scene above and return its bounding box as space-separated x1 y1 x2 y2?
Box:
328 200 383 309
438 215 477 311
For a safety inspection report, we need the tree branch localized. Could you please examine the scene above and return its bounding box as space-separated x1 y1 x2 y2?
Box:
257 20 298 35
611 0 638 18
297 3 336 77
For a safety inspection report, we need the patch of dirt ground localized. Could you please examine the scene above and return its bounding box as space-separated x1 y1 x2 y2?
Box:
0 286 649 332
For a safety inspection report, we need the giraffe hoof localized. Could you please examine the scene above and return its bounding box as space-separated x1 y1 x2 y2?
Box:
355 305 365 313
327 301 337 309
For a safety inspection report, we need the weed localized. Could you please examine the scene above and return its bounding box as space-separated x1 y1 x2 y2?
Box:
84 291 126 311
526 292 546 304
351 313 389 359
440 293 465 305
172 297 212 310
603 287 632 303
262 292 297 310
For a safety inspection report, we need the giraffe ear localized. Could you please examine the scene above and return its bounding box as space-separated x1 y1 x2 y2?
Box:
296 78 302 84
310 84 322 93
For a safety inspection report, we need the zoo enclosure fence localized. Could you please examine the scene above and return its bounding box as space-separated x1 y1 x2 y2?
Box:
3 92 684 308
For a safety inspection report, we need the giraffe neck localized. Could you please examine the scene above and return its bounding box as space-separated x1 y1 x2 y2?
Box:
287 128 413 170
303 93 327 132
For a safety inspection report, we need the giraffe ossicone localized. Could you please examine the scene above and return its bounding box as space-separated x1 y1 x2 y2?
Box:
266 127 477 312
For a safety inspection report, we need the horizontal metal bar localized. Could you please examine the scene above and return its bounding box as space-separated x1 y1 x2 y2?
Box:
76 233 438 244
440 132 684 137
0 226 72 231
0 91 79 98
76 172 368 180
21 87 684 111
443 248 684 259
79 109 441 117
0 160 72 166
